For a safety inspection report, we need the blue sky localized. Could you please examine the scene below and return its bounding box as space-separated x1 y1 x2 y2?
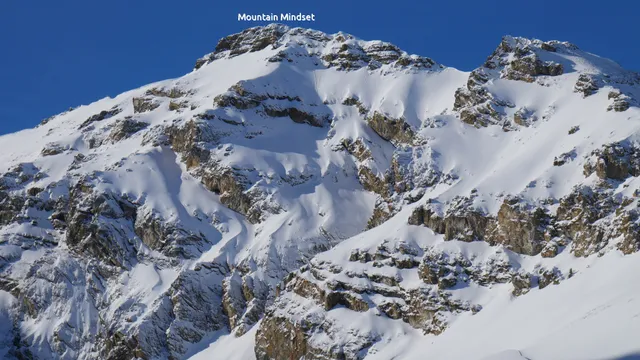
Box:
0 0 638 135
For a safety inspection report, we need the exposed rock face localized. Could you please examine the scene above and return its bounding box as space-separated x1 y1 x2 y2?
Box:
408 198 489 242
255 233 574 358
79 106 122 129
513 107 537 127
366 112 414 145
41 142 69 156
574 74 600 97
607 91 636 112
583 140 640 180
453 36 566 128
66 181 138 268
483 36 565 83
555 185 640 257
255 311 314 360
199 164 257 220
553 149 577 166
485 198 553 255
453 70 500 127
145 87 187 99
109 118 148 142
214 81 330 127
132 97 160 113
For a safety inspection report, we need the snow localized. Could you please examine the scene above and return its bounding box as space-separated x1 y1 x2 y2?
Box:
0 24 638 360
400 251 640 360
190 324 258 360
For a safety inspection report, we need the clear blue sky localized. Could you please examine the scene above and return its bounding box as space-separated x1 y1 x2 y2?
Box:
0 0 638 135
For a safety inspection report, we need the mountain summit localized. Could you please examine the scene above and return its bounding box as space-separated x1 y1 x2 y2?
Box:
0 25 639 360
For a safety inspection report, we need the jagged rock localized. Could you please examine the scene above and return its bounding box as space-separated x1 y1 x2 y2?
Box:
409 200 489 242
540 241 559 258
79 106 122 129
556 186 610 257
66 182 138 267
134 209 212 258
26 187 43 197
41 142 69 156
342 96 369 115
553 149 577 166
166 120 216 169
574 74 600 97
198 164 257 221
505 56 563 82
109 118 148 142
145 87 186 98
263 105 328 127
583 140 640 180
454 36 569 128
366 201 392 229
168 100 188 111
358 167 389 198
132 97 160 113
255 312 312 360
485 198 552 256
538 268 562 289
607 91 634 112
513 107 537 127
511 272 532 296
341 138 372 162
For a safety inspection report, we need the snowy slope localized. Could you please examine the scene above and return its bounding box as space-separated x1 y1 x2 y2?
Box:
0 24 639 360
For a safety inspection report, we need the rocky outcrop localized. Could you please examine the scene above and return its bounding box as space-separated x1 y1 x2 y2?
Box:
409 185 640 259
453 70 500 127
79 106 122 129
555 185 638 257
132 97 160 113
484 36 565 82
166 119 217 169
454 36 568 128
257 233 574 359
583 140 640 180
607 91 635 112
553 149 577 166
214 81 329 127
485 197 554 255
574 74 601 97
366 112 414 145
109 118 148 142
134 210 213 258
321 40 437 71
66 181 139 268
408 198 489 242
263 105 329 127
41 142 69 156
145 87 186 99
513 107 537 127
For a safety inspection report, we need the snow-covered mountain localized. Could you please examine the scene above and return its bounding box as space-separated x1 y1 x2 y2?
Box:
1 24 639 360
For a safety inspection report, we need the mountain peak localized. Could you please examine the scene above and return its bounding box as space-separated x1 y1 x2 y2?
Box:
193 24 441 72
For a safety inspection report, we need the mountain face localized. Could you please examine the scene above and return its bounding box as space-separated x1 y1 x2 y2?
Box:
0 23 640 360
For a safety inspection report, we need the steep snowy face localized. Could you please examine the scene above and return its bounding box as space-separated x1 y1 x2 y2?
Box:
0 24 639 360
